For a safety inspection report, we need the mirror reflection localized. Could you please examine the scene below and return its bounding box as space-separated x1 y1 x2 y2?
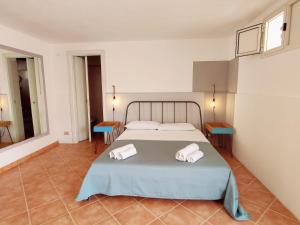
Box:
0 46 48 149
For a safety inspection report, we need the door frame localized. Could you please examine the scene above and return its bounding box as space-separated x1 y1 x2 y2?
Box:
67 50 107 143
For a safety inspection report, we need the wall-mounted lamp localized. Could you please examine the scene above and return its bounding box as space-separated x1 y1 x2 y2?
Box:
211 84 216 122
112 85 116 121
0 94 8 120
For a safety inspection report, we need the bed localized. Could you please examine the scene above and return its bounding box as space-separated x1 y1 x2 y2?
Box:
76 101 250 220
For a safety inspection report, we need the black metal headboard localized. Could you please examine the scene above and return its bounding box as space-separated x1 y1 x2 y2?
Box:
124 101 203 130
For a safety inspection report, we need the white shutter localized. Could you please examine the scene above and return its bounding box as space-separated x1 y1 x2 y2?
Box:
235 23 263 57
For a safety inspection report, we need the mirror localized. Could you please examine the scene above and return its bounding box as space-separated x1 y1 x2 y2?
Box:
0 45 48 150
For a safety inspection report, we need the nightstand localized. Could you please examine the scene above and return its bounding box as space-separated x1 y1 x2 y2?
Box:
204 122 233 156
93 121 122 153
0 120 13 143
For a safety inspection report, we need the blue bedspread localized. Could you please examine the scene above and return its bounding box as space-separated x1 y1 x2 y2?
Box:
76 140 250 220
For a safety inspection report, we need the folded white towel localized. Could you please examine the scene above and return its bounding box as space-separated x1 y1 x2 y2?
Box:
175 143 199 161
117 146 137 160
187 150 204 163
109 144 134 159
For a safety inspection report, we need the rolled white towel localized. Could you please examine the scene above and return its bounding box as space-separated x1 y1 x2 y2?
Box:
109 144 134 159
117 146 137 160
187 150 204 163
175 143 199 161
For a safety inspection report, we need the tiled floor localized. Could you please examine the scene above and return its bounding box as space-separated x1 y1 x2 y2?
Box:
0 141 299 225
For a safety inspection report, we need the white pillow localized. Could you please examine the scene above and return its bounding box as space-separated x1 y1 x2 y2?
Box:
158 123 196 131
125 121 160 130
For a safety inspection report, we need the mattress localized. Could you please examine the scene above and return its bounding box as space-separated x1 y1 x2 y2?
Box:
76 130 250 220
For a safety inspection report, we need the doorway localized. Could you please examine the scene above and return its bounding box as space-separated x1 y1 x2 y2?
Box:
17 58 34 139
6 57 42 142
73 55 104 143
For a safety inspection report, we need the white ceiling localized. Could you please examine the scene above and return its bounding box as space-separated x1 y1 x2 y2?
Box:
0 0 278 43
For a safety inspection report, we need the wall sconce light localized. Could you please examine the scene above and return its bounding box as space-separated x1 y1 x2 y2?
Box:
112 85 116 121
211 84 216 122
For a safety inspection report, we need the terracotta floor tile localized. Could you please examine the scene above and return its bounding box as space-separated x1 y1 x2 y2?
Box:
42 214 74 225
270 200 299 221
208 208 255 225
0 212 29 225
20 160 43 171
62 192 96 210
0 197 27 221
29 199 67 225
234 166 255 185
67 167 89 179
258 210 300 225
26 186 59 209
182 200 222 219
50 173 79 186
114 204 155 225
247 179 270 193
237 182 250 194
140 198 177 217
42 159 65 169
0 175 22 189
149 219 165 225
0 168 20 182
1 142 298 225
202 222 213 225
0 185 24 203
100 196 136 214
23 179 53 194
71 202 110 225
222 156 241 170
20 166 47 179
95 217 119 225
161 205 203 225
236 176 253 187
240 197 266 222
54 179 82 196
241 189 274 207
22 173 49 186
46 165 73 177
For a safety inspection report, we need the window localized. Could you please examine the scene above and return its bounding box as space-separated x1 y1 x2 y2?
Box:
264 11 286 51
235 0 300 57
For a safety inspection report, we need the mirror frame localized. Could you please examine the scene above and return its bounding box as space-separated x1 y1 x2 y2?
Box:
0 44 50 153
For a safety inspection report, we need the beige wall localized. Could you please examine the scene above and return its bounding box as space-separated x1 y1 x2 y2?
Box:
231 0 300 219
233 48 300 219
227 58 238 93
192 58 238 125
192 61 229 92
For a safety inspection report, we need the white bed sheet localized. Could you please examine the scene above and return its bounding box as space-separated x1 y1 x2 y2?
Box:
117 129 209 142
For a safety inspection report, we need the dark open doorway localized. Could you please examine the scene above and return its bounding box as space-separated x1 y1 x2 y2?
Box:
87 55 103 141
16 58 34 139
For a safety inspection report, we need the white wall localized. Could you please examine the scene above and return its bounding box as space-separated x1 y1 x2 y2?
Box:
233 49 300 219
51 38 232 142
231 3 300 217
231 0 300 219
54 39 232 92
0 25 57 167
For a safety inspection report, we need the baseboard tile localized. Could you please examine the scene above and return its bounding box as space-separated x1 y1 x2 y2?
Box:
0 141 59 174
